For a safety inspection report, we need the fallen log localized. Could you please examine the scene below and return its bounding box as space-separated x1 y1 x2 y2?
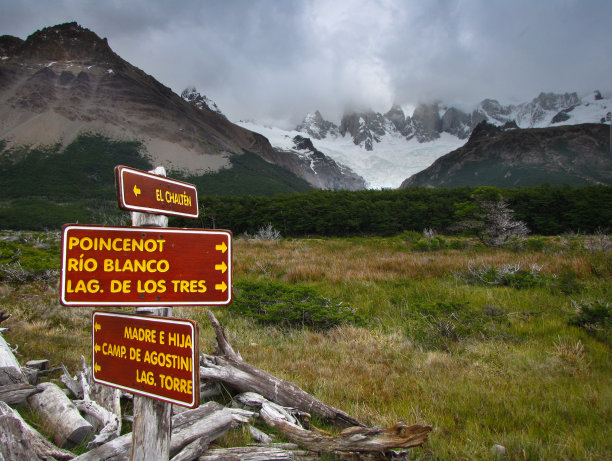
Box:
61 364 83 399
0 333 25 384
80 355 122 424
259 401 432 455
0 415 42 461
73 401 256 461
201 310 363 429
0 401 75 460
197 443 319 460
28 381 95 448
74 399 121 449
0 382 42 406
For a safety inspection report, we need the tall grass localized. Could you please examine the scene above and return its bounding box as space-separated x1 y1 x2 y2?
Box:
1 231 610 459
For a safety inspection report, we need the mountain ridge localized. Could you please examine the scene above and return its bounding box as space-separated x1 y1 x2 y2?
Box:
400 121 612 188
0 22 364 191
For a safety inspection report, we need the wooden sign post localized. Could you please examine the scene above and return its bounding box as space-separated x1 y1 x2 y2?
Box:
60 165 232 460
92 311 200 408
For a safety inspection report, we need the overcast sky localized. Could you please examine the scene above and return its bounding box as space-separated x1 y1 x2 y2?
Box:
2 0 611 127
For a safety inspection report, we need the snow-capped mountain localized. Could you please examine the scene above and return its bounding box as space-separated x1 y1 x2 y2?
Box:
181 87 224 116
242 90 609 189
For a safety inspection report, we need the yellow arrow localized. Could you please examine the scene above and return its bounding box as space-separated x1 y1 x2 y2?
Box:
215 241 227 253
94 322 101 332
215 261 227 273
94 363 101 373
133 184 141 196
215 281 227 292
94 344 101 353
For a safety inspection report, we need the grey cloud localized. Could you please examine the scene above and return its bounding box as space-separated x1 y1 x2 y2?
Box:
1 0 610 124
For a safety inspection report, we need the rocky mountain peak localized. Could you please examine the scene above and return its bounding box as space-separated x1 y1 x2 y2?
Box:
295 110 338 139
0 35 24 56
11 22 120 65
181 87 224 116
385 104 412 137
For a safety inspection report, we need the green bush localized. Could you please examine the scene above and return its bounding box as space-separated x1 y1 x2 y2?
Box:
461 262 544 289
569 299 611 343
0 232 60 283
404 301 506 350
230 280 360 330
411 236 448 251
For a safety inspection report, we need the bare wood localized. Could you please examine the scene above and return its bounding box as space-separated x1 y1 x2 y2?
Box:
248 424 274 444
0 333 25 384
72 432 132 461
80 355 92 401
0 382 42 406
28 381 95 448
169 406 254 458
201 311 363 429
170 437 209 461
0 366 25 385
130 397 172 461
0 401 75 460
80 355 122 423
74 402 254 461
260 401 432 454
0 415 42 461
197 443 319 460
62 364 84 399
26 359 50 370
129 169 173 461
74 399 121 449
206 310 242 360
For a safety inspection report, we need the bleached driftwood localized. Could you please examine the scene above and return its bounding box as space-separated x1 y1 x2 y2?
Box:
0 333 25 384
198 443 319 460
61 364 84 399
200 310 363 429
74 399 121 449
80 355 122 422
0 401 75 460
0 415 42 461
259 399 432 455
28 381 95 448
0 382 42 405
73 401 255 461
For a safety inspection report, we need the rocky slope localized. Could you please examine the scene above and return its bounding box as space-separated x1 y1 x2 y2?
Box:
0 22 363 190
400 122 612 188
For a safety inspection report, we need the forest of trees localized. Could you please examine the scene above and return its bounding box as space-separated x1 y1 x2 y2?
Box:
172 185 612 237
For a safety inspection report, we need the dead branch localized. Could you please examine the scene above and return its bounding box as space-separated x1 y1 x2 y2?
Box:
201 310 363 429
28 381 95 448
0 401 75 460
197 443 319 460
73 401 256 461
74 399 121 449
0 382 42 406
0 415 44 461
259 400 432 455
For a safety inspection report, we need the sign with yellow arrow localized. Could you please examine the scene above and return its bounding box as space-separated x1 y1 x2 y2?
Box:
115 165 198 218
92 311 200 408
60 225 232 306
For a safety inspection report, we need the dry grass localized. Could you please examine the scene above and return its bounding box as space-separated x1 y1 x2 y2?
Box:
1 233 611 460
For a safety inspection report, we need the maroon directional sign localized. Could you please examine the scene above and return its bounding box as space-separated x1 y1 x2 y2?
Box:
92 311 200 408
60 225 232 306
115 165 198 218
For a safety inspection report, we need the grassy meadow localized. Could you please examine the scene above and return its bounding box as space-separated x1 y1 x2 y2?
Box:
1 230 610 460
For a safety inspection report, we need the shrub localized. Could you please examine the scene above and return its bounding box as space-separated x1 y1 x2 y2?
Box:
404 301 505 350
230 280 360 330
569 299 611 343
461 262 543 289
